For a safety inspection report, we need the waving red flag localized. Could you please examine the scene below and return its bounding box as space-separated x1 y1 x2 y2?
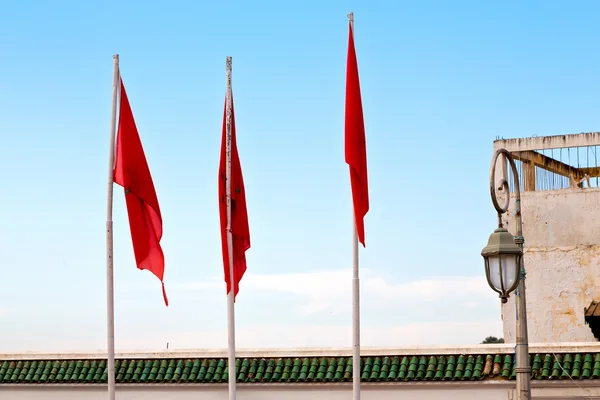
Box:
345 24 369 247
113 78 168 306
218 95 250 300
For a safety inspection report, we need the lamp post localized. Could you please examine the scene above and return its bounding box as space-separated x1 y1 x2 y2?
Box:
482 148 531 400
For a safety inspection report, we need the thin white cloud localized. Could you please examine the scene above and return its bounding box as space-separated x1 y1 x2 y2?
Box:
12 320 503 352
0 272 503 353
176 269 496 315
461 301 480 309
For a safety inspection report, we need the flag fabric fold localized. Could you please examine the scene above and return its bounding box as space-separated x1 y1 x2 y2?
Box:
218 94 250 300
113 78 168 306
345 24 370 247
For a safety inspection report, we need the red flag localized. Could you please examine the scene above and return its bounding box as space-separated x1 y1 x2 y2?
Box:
345 24 369 247
218 94 250 300
113 78 168 306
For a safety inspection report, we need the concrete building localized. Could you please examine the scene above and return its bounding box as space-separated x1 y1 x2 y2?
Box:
2 344 600 399
493 132 600 343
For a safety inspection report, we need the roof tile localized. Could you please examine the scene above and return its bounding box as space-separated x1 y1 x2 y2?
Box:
2 353 600 384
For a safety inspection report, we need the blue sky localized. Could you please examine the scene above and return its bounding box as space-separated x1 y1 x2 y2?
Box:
1 0 600 351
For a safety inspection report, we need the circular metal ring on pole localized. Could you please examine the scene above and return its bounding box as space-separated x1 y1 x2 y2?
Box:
489 148 521 218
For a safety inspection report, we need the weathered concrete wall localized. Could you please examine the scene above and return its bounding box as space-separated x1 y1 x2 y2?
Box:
502 188 600 343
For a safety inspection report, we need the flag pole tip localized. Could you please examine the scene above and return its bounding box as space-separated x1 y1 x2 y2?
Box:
348 12 354 21
226 56 232 70
113 54 119 60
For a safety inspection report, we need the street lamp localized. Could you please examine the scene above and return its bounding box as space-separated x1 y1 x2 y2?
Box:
482 148 531 400
481 227 522 303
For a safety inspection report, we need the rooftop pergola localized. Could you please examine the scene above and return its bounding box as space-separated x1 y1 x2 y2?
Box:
493 132 600 191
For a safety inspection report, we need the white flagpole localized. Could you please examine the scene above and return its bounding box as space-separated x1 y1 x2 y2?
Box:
105 53 119 400
348 13 361 400
352 221 361 400
225 56 237 400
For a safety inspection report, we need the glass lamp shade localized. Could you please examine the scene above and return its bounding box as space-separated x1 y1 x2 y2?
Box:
481 227 523 303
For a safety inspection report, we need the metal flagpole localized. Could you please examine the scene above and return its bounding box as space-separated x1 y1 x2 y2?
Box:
105 53 120 400
225 56 237 400
352 220 361 400
348 13 361 400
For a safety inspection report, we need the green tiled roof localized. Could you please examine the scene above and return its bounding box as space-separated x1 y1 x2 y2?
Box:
1 353 599 384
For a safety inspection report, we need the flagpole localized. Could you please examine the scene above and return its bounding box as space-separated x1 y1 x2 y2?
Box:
352 220 360 400
225 56 237 400
348 13 361 400
105 53 119 400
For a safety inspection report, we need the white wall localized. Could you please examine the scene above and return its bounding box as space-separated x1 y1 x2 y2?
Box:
3 382 600 400
502 188 600 343
0 384 512 400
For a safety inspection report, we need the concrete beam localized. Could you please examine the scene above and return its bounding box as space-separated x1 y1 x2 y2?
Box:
511 150 583 179
579 166 600 178
494 132 600 152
